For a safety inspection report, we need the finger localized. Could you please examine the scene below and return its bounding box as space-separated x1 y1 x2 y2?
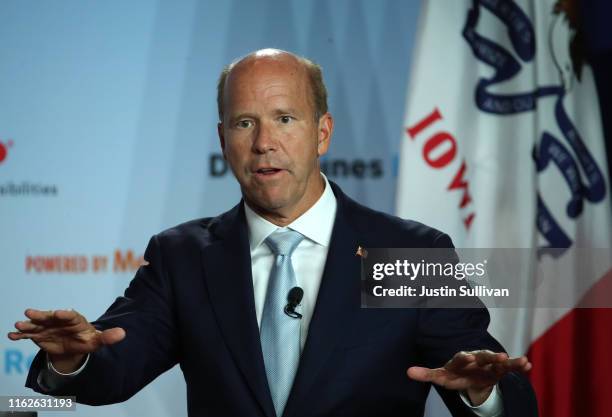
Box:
53 309 80 323
25 309 72 325
496 355 527 370
26 309 83 328
491 356 532 376
507 355 528 366
508 360 532 373
473 350 507 366
99 328 126 345
407 366 434 382
24 309 56 323
7 331 43 342
14 321 44 333
7 331 31 341
445 351 476 372
407 366 446 383
503 356 531 372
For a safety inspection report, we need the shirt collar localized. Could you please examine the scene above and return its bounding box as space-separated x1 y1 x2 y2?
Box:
244 173 337 251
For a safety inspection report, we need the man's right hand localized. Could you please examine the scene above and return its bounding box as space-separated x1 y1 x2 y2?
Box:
7 309 125 373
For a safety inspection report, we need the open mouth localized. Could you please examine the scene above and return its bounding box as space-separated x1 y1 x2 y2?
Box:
255 168 283 176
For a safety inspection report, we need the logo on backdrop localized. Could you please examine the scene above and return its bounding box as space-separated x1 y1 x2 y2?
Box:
25 249 146 274
207 153 385 179
0 139 60 197
0 139 13 165
3 348 35 375
462 0 607 256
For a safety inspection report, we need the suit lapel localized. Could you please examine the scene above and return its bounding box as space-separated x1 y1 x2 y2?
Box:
283 186 362 417
201 203 276 417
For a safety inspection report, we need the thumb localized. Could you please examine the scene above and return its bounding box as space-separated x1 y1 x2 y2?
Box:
99 327 126 345
407 366 436 382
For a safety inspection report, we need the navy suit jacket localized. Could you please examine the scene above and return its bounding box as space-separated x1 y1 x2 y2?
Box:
26 182 537 417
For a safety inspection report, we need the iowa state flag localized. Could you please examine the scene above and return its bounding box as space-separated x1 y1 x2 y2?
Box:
397 1 612 416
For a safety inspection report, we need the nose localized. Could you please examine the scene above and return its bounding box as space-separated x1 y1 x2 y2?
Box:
252 121 277 154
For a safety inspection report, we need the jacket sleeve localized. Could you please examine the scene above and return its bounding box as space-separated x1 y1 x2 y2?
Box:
26 234 180 405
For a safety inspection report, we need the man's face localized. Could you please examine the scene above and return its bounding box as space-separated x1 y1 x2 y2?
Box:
218 57 332 223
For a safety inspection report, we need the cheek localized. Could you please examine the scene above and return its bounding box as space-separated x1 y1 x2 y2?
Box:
286 131 318 161
224 141 250 168
291 144 318 169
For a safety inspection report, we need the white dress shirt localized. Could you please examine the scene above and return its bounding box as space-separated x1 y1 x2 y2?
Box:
42 173 502 416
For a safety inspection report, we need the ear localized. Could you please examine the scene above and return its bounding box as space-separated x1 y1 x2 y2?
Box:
217 122 227 160
316 113 333 157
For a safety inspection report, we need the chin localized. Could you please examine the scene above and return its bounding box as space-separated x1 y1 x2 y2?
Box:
248 192 289 211
260 197 290 212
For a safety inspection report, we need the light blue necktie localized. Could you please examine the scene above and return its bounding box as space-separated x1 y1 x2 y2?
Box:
260 229 304 416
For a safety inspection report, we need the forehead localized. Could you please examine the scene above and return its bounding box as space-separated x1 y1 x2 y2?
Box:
224 58 311 111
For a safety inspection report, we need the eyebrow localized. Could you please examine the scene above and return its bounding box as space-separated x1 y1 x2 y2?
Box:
272 107 300 116
229 112 258 123
229 108 302 123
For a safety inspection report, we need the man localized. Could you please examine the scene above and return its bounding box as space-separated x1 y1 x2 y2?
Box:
8 49 536 417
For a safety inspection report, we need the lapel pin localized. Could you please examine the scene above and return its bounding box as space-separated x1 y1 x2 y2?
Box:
356 246 368 258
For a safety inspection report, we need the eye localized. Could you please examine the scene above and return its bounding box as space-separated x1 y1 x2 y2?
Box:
279 115 293 124
236 120 253 129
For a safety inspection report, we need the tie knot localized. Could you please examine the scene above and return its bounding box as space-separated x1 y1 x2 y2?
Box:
265 230 304 256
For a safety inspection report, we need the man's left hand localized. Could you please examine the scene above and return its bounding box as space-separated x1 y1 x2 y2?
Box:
407 350 532 406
